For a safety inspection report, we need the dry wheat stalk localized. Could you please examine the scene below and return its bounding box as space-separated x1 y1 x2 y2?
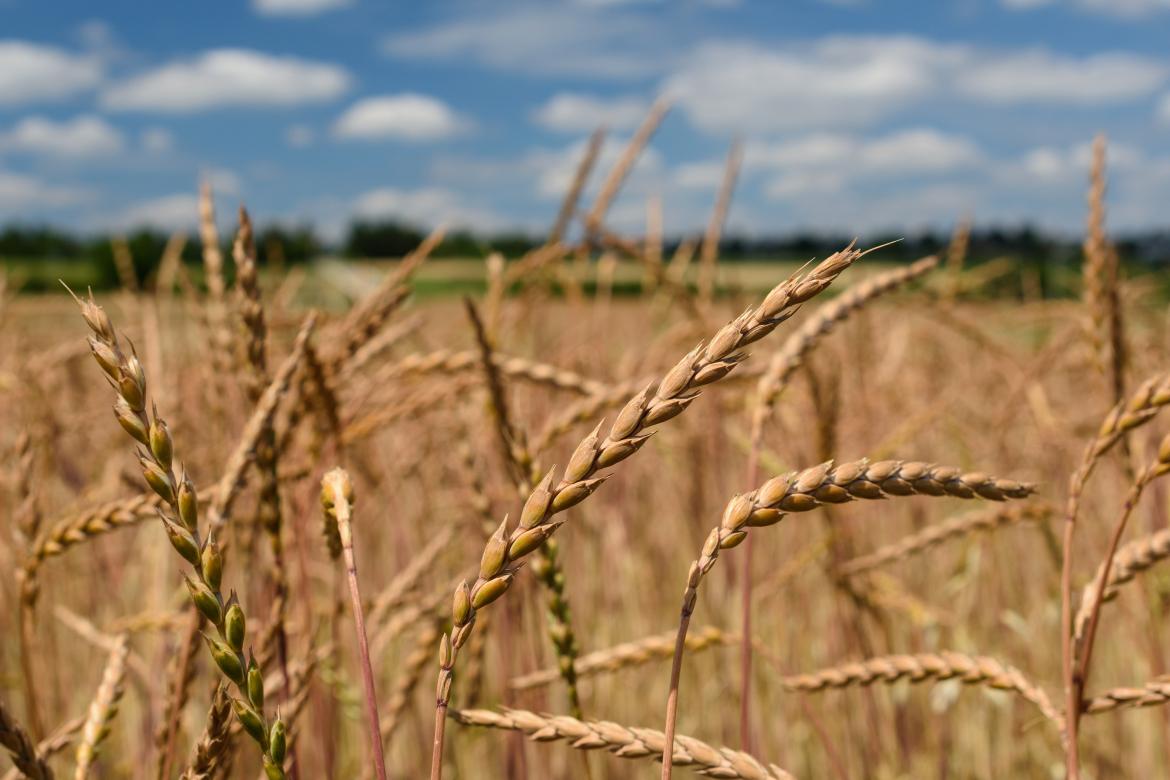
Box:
662 459 1034 776
74 635 128 780
179 684 232 780
584 98 670 237
72 290 293 779
450 708 793 780
430 245 864 780
1060 371 1170 771
354 348 607 400
550 127 605 244
697 141 742 305
1083 679 1170 714
942 216 971 302
753 255 938 433
1 718 84 780
154 614 202 780
838 502 1054 577
0 699 53 780
464 297 586 718
510 626 735 692
781 652 1061 726
321 468 386 780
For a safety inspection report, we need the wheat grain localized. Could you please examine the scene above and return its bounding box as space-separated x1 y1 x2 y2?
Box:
450 707 794 780
179 683 232 780
0 699 52 780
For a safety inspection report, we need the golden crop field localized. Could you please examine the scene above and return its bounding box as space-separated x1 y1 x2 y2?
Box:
2 132 1168 780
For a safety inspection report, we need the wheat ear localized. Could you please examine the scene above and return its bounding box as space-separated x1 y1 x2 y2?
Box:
179 683 232 780
583 98 670 237
1060 371 1170 773
321 469 386 780
1073 433 1170 708
451 708 793 780
838 502 1054 577
1 718 85 780
753 255 938 432
0 700 52 780
943 215 971 302
550 126 605 244
72 290 294 779
430 245 864 780
73 635 128 780
662 459 1034 777
1083 679 1170 714
510 626 736 692
781 652 1061 728
153 614 201 780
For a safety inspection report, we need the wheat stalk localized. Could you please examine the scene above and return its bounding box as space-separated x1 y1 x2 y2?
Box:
752 255 938 434
0 699 53 780
72 289 294 779
662 458 1034 777
321 468 387 780
1083 679 1170 714
838 502 1054 577
179 683 232 780
697 141 742 305
1060 371 1170 773
74 635 128 780
450 708 794 780
781 652 1061 727
430 244 864 780
510 626 736 692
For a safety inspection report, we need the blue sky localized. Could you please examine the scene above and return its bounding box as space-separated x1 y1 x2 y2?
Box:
2 0 1170 241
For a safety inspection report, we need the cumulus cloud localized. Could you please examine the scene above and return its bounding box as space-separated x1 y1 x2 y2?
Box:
664 36 1167 134
113 193 201 231
0 41 103 105
333 94 467 141
352 186 505 231
0 115 124 158
102 49 350 112
0 170 90 210
957 51 1165 104
253 0 352 15
532 93 651 132
384 5 666 79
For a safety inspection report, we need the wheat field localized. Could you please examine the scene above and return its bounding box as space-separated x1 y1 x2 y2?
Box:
2 126 1169 780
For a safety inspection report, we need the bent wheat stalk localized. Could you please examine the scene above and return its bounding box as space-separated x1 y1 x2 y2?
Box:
450 708 793 780
1060 372 1170 775
780 652 1061 728
430 244 865 780
662 459 1034 778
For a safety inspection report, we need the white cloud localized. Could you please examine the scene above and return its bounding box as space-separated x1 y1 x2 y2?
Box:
1003 0 1170 17
102 49 350 112
286 124 315 148
0 41 103 105
1158 93 1170 124
666 37 952 133
352 186 505 231
114 193 200 231
532 93 651 132
141 127 174 154
253 0 353 15
744 128 982 200
957 51 1166 104
384 5 666 79
333 94 467 141
204 168 243 196
0 171 90 210
664 36 1167 134
0 115 124 159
